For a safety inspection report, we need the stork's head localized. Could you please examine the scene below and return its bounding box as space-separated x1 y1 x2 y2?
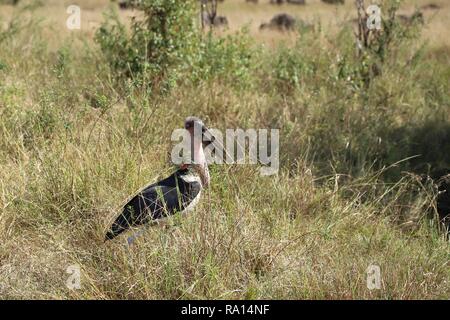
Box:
183 116 212 187
184 116 214 146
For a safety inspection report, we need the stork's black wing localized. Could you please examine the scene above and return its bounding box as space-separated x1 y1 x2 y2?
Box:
105 169 201 240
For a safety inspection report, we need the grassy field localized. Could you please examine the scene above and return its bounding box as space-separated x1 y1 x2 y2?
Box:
0 0 449 299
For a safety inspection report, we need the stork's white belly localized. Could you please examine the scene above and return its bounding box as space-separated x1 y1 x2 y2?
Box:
182 189 202 214
179 173 203 214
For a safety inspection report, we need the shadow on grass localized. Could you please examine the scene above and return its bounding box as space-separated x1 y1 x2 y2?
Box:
383 120 450 180
383 120 450 227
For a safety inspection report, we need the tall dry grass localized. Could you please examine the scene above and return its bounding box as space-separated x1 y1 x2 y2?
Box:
0 0 449 299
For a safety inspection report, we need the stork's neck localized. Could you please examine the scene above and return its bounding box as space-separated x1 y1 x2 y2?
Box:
191 163 210 188
191 139 210 187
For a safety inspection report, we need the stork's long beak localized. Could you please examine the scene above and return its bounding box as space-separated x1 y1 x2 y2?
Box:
202 125 215 147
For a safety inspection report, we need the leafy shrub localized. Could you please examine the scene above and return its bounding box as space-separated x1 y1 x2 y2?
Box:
352 0 424 88
188 30 255 88
271 44 315 93
95 0 198 94
96 0 258 94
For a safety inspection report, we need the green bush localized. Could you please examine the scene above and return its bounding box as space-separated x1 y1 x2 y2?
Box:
95 0 198 94
271 44 315 93
187 30 255 88
96 1 258 94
